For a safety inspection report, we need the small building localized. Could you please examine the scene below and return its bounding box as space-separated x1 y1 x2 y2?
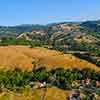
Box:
29 81 46 89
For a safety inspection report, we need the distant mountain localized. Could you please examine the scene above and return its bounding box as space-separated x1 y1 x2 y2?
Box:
0 20 100 48
0 20 99 37
80 20 100 33
0 20 100 49
0 24 48 38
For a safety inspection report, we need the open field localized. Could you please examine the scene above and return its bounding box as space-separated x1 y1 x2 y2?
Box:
0 87 100 100
0 87 68 100
0 46 99 71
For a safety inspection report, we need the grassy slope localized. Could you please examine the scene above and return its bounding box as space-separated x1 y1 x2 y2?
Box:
0 46 99 71
0 87 100 100
0 87 68 100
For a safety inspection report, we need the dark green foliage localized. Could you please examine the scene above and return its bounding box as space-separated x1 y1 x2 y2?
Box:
0 68 32 89
0 38 44 47
90 32 100 38
29 41 42 48
0 67 100 91
81 68 95 79
91 48 100 56
32 67 49 81
80 21 100 32
0 39 29 46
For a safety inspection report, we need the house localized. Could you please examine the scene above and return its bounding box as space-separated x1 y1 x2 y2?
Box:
29 81 46 89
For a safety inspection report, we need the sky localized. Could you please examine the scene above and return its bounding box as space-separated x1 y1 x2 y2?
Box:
0 0 100 26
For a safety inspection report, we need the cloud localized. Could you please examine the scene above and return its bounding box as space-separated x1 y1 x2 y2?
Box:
48 16 97 21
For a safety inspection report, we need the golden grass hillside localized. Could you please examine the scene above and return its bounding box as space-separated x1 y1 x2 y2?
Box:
0 87 68 100
0 46 99 71
1 87 99 100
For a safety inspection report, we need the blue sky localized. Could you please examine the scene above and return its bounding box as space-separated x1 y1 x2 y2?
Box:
0 0 100 26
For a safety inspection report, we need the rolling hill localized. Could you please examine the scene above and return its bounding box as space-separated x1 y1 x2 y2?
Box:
0 46 99 71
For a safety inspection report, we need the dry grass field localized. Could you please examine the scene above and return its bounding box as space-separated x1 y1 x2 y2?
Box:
0 87 100 100
0 87 68 100
0 45 99 71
